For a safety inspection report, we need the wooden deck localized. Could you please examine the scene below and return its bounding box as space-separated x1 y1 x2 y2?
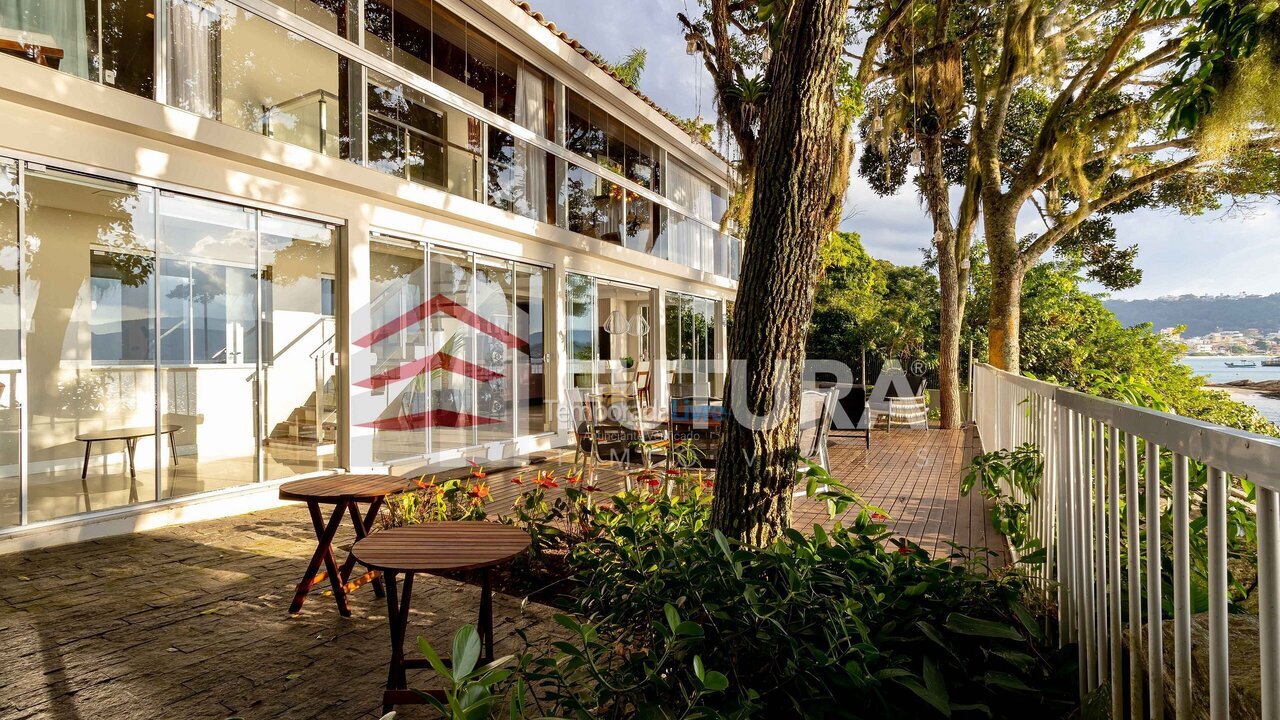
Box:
794 427 1008 563
405 426 1007 563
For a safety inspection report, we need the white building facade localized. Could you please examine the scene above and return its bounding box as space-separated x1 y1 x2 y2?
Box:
0 0 738 551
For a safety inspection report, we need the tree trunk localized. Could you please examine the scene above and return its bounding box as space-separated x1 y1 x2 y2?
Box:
985 202 1022 373
920 131 967 429
709 0 850 545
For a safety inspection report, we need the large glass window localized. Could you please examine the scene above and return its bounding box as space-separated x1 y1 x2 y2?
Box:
172 2 363 160
24 169 158 523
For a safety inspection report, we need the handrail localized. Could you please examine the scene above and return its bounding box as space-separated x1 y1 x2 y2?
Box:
1055 386 1280 486
972 362 1280 720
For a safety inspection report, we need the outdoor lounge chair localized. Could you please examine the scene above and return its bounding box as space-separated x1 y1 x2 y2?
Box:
866 364 929 431
794 388 838 497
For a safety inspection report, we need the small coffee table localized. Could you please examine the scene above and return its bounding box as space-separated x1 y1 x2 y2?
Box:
351 522 531 714
279 474 412 616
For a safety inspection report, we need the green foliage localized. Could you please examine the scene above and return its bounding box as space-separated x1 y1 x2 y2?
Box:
808 232 941 368
961 444 1044 554
516 491 1075 719
607 48 648 88
1149 0 1280 134
415 625 521 719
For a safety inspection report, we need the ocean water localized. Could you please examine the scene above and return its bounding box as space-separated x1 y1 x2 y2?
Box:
1180 356 1280 425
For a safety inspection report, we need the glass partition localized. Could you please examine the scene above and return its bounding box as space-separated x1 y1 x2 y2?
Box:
0 0 154 98
24 168 158 522
0 162 20 528
515 263 551 436
428 247 475 452
158 193 259 499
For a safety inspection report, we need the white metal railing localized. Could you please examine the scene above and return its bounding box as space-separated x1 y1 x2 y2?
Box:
973 363 1280 719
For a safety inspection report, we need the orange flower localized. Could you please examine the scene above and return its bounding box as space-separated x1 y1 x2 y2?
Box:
566 473 582 484
534 475 559 489
468 482 490 500
871 512 888 520
414 477 428 490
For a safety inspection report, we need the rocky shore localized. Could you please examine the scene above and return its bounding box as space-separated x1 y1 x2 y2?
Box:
1216 379 1280 398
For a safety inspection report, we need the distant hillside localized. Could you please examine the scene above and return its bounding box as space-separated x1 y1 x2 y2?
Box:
1105 294 1280 337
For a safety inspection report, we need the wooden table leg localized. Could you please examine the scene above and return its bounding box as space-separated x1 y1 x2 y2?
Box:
478 567 494 663
288 501 350 616
382 570 414 715
125 437 138 479
340 497 386 598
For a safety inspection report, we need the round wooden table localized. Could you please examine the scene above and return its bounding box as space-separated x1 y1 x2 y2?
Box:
279 474 412 617
351 522 531 714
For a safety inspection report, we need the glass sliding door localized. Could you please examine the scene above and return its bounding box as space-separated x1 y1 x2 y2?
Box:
428 248 475 452
565 274 654 393
158 193 260 498
515 264 550 436
24 168 158 522
0 162 21 528
368 238 428 463
473 256 514 444
666 292 720 398
363 239 549 461
259 213 339 481
566 273 597 390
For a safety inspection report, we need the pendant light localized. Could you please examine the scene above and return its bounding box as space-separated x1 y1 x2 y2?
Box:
627 313 651 337
603 310 630 335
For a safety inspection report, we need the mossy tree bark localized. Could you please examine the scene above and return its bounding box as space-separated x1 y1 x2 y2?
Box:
708 0 850 545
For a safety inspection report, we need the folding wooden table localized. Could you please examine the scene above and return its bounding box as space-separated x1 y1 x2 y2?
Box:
351 522 531 714
279 474 412 617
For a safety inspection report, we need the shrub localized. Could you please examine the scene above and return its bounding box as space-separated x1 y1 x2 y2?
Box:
516 490 1076 719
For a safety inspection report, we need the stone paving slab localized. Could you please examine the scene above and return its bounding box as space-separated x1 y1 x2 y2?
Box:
0 507 561 720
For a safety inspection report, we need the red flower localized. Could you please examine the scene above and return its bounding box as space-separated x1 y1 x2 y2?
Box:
511 476 524 485
897 546 913 555
644 477 662 488
871 512 889 520
702 480 714 489
414 478 428 490
534 476 559 490
583 484 601 493
470 470 487 479
468 482 490 500
665 469 683 476
566 473 582 484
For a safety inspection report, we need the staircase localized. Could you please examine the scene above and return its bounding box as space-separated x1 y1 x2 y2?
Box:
267 380 339 455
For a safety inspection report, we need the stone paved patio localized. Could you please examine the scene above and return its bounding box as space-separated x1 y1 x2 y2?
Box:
0 428 1003 720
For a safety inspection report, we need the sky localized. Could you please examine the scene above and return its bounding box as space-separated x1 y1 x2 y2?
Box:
527 0 1280 300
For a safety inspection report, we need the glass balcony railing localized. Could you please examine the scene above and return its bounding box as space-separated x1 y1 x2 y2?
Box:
0 0 741 280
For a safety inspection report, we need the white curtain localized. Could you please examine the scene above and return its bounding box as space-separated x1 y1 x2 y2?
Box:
168 0 219 119
665 160 714 270
0 0 89 78
513 65 547 222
